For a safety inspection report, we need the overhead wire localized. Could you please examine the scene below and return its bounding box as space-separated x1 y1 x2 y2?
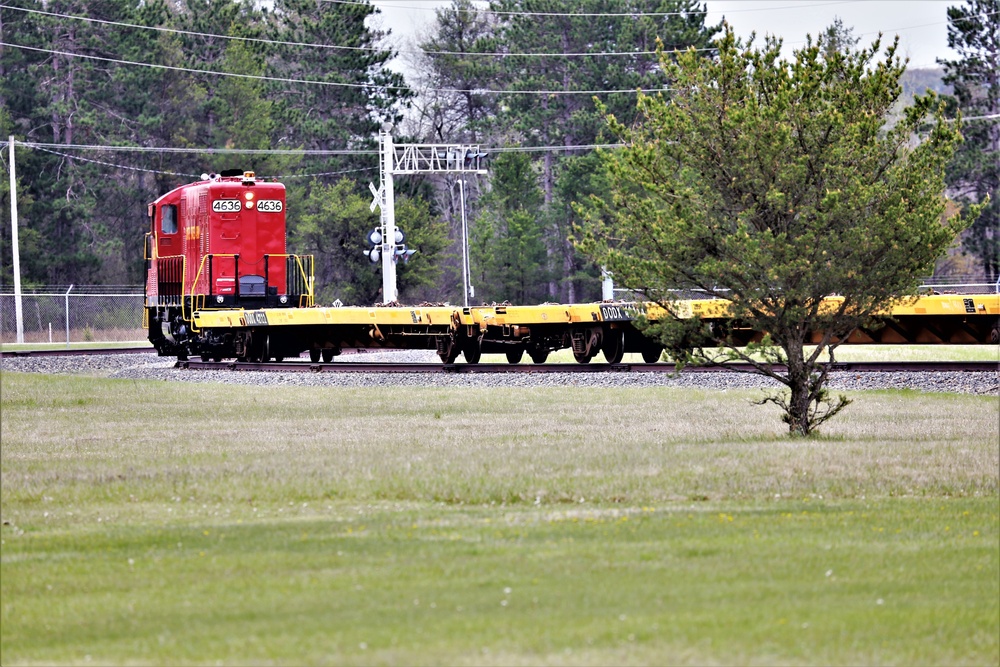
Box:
0 4 690 58
4 3 995 95
0 41 675 95
351 0 863 18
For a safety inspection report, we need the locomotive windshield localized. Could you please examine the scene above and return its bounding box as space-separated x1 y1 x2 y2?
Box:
160 204 178 234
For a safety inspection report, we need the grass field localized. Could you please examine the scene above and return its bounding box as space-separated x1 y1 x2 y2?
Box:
1 372 997 665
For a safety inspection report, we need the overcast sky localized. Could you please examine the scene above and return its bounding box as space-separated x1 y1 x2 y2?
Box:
369 0 963 71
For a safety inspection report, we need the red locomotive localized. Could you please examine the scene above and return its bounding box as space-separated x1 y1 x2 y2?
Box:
144 170 313 360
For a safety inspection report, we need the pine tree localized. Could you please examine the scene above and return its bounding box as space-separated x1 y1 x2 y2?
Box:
939 0 999 280
580 25 980 435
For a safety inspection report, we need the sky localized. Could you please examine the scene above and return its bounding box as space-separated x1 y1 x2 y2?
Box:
369 0 964 71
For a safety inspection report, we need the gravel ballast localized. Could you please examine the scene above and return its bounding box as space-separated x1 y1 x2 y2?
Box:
2 351 996 395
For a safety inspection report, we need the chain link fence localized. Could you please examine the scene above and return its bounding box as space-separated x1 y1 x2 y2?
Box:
0 287 145 345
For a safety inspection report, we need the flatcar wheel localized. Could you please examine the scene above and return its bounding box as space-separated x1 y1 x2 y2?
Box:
200 352 211 362
641 344 664 364
321 348 335 363
573 351 593 364
462 336 482 364
439 338 460 363
601 329 625 365
505 348 524 364
309 348 321 363
528 348 549 364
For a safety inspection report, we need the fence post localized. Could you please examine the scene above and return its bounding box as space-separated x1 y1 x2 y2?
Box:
65 284 73 347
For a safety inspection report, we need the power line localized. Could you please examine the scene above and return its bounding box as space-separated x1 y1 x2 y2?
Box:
360 0 863 18
0 3 691 58
0 4 380 56
14 140 625 155
19 142 377 155
0 41 672 95
31 144 381 179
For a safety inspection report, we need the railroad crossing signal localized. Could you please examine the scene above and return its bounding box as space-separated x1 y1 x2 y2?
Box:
372 126 488 304
368 182 383 212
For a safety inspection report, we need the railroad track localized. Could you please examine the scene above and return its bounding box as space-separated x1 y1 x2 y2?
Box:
2 347 993 373
174 360 1000 374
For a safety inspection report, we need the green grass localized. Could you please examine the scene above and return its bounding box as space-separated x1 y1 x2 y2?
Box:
1 373 997 665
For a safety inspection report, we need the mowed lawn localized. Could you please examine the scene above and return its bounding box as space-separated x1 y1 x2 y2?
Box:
1 372 997 665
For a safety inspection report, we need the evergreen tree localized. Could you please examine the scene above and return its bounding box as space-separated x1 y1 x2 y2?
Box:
580 26 979 435
470 151 548 303
939 0 999 280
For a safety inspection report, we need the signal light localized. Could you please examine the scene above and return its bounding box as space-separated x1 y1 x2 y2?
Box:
367 229 382 246
367 248 381 263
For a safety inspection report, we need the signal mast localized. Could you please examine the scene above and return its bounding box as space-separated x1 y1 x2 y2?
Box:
368 123 487 304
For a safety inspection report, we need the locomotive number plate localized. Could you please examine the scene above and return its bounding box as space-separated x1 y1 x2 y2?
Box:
599 304 634 321
256 199 283 212
212 199 242 213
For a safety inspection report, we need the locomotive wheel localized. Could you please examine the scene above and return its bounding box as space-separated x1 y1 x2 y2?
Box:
321 348 335 363
641 344 664 364
601 329 625 365
573 351 594 364
528 348 549 364
200 352 211 362
309 349 321 363
505 348 524 364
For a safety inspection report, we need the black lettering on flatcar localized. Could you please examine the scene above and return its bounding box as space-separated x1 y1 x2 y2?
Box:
245 310 269 326
964 298 976 314
411 310 420 323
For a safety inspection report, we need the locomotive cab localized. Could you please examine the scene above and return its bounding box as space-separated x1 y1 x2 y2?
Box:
144 170 313 358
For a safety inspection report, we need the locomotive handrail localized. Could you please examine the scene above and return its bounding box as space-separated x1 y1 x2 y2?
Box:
151 254 186 307
184 254 237 325
184 253 316 317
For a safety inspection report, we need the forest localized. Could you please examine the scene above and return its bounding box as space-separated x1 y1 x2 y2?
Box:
1 0 996 305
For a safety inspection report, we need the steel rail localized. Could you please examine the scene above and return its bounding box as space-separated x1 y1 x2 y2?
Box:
174 360 1000 373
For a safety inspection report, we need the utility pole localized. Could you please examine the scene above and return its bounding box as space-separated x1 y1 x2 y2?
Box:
9 136 23 343
371 130 487 305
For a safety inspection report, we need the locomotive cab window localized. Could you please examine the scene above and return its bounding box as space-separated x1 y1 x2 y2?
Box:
161 204 178 234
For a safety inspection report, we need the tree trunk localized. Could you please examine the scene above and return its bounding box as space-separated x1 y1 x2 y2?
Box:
782 335 813 436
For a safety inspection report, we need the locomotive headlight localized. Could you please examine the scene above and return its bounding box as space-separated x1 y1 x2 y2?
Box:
279 295 288 304
244 192 254 200
216 295 224 304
